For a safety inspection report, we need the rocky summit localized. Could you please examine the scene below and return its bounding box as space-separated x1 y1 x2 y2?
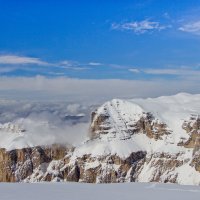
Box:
0 93 200 185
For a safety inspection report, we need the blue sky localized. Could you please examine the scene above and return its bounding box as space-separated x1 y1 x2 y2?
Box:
0 0 200 82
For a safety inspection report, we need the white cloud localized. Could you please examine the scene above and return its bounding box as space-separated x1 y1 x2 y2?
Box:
128 68 140 73
128 66 200 78
0 54 133 73
59 60 72 66
0 100 91 148
0 67 18 73
0 55 92 72
143 68 200 76
0 55 49 65
88 62 102 66
48 72 66 76
0 76 199 103
112 19 169 34
60 66 91 71
179 21 200 34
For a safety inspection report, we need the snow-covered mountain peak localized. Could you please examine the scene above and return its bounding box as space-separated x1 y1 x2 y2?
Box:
97 98 145 117
90 97 172 143
74 93 200 159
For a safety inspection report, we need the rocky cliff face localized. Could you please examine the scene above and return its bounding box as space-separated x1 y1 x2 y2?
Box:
0 144 69 182
0 145 146 183
0 94 200 185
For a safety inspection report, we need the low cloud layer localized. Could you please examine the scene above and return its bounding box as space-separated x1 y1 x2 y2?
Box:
0 76 199 149
0 100 95 149
0 76 199 102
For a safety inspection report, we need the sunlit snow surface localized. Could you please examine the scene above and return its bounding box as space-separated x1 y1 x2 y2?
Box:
0 182 200 200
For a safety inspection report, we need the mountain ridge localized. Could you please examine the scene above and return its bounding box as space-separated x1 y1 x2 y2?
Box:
0 93 200 185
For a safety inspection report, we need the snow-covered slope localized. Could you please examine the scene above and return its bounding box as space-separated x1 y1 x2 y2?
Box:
1 182 200 200
74 93 200 157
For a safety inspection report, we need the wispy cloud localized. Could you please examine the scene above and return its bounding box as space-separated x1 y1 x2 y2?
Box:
0 55 93 74
179 20 200 35
111 19 170 34
0 67 19 73
143 68 184 75
143 68 200 76
128 66 200 80
88 62 102 66
0 54 140 75
0 55 49 65
128 68 140 73
68 67 91 71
